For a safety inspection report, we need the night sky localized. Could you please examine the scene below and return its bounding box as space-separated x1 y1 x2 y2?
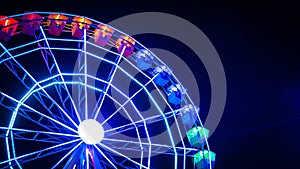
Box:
1 1 300 169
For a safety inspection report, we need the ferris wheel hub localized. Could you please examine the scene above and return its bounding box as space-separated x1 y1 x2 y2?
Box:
77 119 104 145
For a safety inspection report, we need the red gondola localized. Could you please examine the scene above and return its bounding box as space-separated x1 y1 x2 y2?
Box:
47 14 68 36
116 35 135 57
94 24 114 46
22 13 42 36
72 16 92 39
0 16 18 41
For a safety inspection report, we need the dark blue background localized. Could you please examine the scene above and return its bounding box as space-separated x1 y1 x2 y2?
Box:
1 1 299 168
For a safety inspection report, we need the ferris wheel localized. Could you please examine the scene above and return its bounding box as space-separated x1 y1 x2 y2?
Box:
0 12 216 169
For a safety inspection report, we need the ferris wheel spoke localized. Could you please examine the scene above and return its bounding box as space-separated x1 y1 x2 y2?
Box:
101 73 159 126
85 146 90 169
70 72 150 137
0 127 79 139
101 138 148 154
51 141 83 169
5 133 68 144
0 92 78 134
98 143 148 169
0 138 81 166
104 106 184 137
104 121 147 137
28 85 76 132
32 82 79 129
0 127 78 144
19 141 79 167
24 87 77 132
94 88 145 161
18 106 72 136
61 74 143 138
93 46 126 120
83 28 88 120
93 145 118 169
103 91 143 130
88 78 147 166
73 30 89 121
129 100 152 168
39 26 82 123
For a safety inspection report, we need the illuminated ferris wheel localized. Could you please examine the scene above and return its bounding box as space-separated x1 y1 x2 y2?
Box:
0 12 216 169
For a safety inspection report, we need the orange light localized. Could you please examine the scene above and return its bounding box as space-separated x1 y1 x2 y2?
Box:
94 24 114 38
116 38 122 47
48 14 68 20
115 35 135 49
121 35 135 45
98 24 114 33
5 20 9 26
73 16 92 29
48 14 68 26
